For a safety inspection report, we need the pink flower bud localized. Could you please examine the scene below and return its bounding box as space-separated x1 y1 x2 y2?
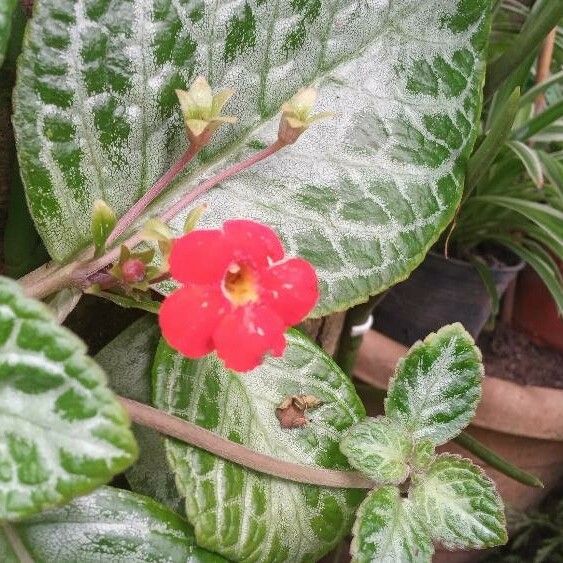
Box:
121 259 146 284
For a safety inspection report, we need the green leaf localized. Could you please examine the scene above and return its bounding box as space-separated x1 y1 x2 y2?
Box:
0 276 138 520
490 235 563 314
538 150 563 210
95 316 184 513
512 99 563 141
351 486 433 563
340 416 411 484
519 69 563 108
485 0 563 95
505 141 543 189
0 0 16 67
411 454 507 549
468 256 499 316
153 329 366 562
472 195 563 258
14 0 491 316
385 323 483 446
0 486 227 562
466 88 520 194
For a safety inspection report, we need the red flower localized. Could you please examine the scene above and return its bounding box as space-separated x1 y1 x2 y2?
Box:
159 220 319 372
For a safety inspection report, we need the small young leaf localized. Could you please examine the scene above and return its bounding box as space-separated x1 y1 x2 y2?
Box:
411 454 507 549
340 416 411 484
2 486 227 561
351 486 433 563
0 276 138 520
385 323 483 445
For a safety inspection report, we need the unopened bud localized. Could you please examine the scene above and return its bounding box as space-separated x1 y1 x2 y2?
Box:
277 87 333 145
91 199 117 256
121 258 146 284
183 204 207 233
176 76 236 146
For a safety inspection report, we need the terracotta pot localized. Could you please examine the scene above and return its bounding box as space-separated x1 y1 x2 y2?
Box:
352 330 563 562
372 251 524 346
513 264 563 352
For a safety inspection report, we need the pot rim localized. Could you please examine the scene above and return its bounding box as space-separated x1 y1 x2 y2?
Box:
428 250 526 274
356 330 563 441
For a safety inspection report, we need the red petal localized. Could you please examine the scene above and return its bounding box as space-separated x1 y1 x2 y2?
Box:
169 229 234 284
261 258 319 325
159 286 230 358
212 304 286 372
224 220 284 267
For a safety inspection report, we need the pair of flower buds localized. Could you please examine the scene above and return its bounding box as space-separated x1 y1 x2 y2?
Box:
176 76 332 146
91 77 327 372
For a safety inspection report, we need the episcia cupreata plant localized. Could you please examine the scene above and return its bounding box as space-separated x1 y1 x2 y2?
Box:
340 324 507 562
0 0 519 561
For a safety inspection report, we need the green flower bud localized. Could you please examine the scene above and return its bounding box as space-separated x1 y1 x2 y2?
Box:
183 203 207 233
278 87 333 145
91 199 117 256
176 76 236 145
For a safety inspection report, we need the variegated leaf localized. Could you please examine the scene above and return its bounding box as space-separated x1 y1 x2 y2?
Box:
351 485 433 563
95 315 184 513
14 0 490 316
153 329 366 562
410 454 507 550
0 276 137 520
385 323 483 446
0 486 227 562
339 416 411 484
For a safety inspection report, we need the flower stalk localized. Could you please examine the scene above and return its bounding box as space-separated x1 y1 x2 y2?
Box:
19 138 288 300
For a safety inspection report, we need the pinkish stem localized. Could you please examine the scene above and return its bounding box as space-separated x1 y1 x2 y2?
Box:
73 139 286 285
21 139 285 299
106 144 199 246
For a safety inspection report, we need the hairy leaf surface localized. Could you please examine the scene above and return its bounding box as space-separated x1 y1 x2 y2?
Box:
153 329 366 562
385 323 483 445
411 454 507 549
0 486 226 562
0 276 137 520
339 416 410 484
351 485 433 563
14 0 490 315
96 315 184 513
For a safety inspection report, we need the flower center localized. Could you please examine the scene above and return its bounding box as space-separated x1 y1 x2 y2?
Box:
223 263 259 306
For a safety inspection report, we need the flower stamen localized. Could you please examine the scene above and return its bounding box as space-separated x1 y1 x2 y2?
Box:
223 263 259 306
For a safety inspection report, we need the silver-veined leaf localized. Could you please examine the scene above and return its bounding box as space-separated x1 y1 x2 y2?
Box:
339 416 411 484
95 315 184 513
14 0 491 316
153 329 366 562
385 323 483 446
0 486 227 562
351 485 433 563
411 454 507 550
0 276 138 520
